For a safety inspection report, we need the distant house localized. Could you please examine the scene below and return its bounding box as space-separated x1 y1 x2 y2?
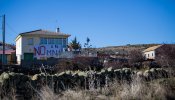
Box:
0 42 16 64
15 28 71 64
143 45 163 60
0 41 15 50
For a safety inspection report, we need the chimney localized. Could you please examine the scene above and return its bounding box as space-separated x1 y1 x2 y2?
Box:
56 27 60 33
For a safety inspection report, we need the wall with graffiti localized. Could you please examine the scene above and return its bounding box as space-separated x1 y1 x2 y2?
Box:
34 44 63 59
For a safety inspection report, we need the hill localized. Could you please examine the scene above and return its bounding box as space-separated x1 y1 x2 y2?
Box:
96 44 160 54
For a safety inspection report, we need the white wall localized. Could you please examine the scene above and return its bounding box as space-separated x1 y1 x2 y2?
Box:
144 51 155 60
16 37 22 64
22 36 39 53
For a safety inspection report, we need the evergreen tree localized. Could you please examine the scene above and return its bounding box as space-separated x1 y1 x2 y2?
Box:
70 37 81 51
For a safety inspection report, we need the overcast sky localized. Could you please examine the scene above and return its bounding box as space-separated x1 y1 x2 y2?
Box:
0 0 175 47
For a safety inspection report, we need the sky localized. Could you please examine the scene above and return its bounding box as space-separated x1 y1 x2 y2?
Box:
0 0 175 47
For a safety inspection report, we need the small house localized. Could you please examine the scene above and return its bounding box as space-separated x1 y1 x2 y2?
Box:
0 42 16 64
143 45 162 60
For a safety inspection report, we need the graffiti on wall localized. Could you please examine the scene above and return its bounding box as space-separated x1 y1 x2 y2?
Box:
34 45 63 58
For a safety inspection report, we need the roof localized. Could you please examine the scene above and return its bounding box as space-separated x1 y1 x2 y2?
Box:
0 42 16 50
19 29 70 36
15 29 71 41
0 50 15 54
143 45 162 52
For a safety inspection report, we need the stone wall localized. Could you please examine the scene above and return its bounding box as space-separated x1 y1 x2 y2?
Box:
0 68 169 99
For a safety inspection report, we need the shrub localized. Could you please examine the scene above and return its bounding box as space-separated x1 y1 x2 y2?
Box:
156 44 175 67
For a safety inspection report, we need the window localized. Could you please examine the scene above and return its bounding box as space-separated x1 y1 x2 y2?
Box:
48 38 54 44
148 54 149 57
152 53 154 56
40 38 67 45
55 38 62 45
28 38 33 45
40 38 47 44
62 38 67 48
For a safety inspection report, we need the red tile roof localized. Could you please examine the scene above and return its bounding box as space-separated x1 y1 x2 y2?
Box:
0 50 15 54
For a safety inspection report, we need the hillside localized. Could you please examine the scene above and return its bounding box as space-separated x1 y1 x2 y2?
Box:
96 44 160 54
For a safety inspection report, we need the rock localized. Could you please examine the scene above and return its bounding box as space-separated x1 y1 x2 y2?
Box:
107 67 113 72
1 72 9 80
143 70 150 77
123 68 131 74
9 72 15 76
58 72 66 76
65 70 71 75
101 69 106 73
78 72 87 77
137 71 143 77
150 68 156 73
32 74 38 80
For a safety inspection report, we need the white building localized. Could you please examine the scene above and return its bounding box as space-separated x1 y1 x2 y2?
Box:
15 29 70 64
143 45 162 60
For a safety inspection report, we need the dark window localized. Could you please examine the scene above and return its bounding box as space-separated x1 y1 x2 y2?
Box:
28 38 33 45
48 38 54 44
55 38 62 45
40 38 47 44
62 38 67 48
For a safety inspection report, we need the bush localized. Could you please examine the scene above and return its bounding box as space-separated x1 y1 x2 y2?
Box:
156 44 175 67
54 59 74 73
72 57 103 71
128 49 144 69
54 57 103 73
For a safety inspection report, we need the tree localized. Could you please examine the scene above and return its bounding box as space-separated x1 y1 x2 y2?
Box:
128 49 144 68
69 37 81 51
84 37 92 56
84 37 92 48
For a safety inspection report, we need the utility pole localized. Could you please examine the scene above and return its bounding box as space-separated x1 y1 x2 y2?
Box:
2 15 5 67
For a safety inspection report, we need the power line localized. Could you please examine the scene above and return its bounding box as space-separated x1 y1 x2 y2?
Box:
0 20 17 45
6 22 18 33
5 22 18 43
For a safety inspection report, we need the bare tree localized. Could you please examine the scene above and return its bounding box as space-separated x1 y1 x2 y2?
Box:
128 49 144 68
84 37 92 48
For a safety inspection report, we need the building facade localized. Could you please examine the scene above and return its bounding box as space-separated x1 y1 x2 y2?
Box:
15 29 70 64
143 45 162 60
0 42 16 64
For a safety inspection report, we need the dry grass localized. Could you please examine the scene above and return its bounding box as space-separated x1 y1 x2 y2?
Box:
36 76 175 100
1 68 174 100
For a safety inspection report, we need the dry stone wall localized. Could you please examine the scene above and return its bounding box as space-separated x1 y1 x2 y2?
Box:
0 68 169 100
